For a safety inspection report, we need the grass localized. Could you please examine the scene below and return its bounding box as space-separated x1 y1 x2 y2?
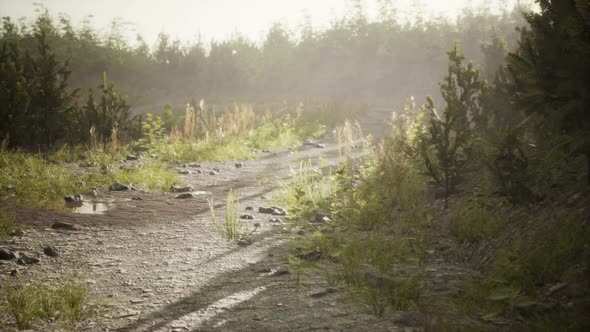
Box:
274 138 427 318
450 200 505 244
0 150 180 209
113 159 179 191
1 278 92 330
248 118 300 150
273 159 337 220
209 189 244 241
0 105 329 210
457 211 590 325
0 212 16 238
0 151 108 209
272 112 434 319
161 139 254 162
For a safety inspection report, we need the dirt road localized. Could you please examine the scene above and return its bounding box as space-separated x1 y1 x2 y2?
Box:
1 139 406 331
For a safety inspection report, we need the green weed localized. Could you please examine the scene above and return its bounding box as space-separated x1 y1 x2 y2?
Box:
209 189 244 241
274 159 336 220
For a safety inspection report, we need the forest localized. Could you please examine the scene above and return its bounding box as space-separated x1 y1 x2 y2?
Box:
0 0 588 331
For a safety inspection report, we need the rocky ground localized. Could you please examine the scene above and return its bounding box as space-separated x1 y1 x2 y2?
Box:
0 139 423 331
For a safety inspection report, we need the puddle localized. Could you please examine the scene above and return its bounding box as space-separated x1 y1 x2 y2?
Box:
190 191 211 196
64 200 116 214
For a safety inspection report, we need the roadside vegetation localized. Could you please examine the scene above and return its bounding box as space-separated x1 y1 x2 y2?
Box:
274 1 590 329
0 277 93 330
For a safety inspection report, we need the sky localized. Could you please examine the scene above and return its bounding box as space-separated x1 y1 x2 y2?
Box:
1 0 525 46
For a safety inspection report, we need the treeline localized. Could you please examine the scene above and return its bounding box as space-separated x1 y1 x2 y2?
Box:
0 1 531 149
2 2 526 104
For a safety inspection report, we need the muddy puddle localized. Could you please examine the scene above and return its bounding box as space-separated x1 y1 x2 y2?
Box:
64 199 116 214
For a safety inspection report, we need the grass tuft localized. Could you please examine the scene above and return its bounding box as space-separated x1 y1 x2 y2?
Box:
0 212 16 238
1 278 92 329
209 189 244 241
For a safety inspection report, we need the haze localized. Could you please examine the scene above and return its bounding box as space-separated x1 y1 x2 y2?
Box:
2 0 521 45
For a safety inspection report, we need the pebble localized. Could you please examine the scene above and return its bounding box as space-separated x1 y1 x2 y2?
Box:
170 184 194 193
110 183 130 191
17 254 40 265
51 221 77 230
237 239 252 246
43 246 60 257
0 249 16 260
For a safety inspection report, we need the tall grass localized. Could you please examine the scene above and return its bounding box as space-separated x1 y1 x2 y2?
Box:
336 120 363 161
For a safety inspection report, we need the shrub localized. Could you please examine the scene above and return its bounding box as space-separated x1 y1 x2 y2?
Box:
419 43 485 208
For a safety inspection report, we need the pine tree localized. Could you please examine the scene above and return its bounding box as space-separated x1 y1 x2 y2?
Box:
30 14 77 147
419 43 485 208
0 18 31 147
93 72 131 149
507 0 590 183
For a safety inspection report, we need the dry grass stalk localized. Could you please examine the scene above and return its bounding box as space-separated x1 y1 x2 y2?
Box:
184 103 195 141
109 127 119 154
89 125 97 150
170 126 181 144
336 120 362 161
1 133 10 152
